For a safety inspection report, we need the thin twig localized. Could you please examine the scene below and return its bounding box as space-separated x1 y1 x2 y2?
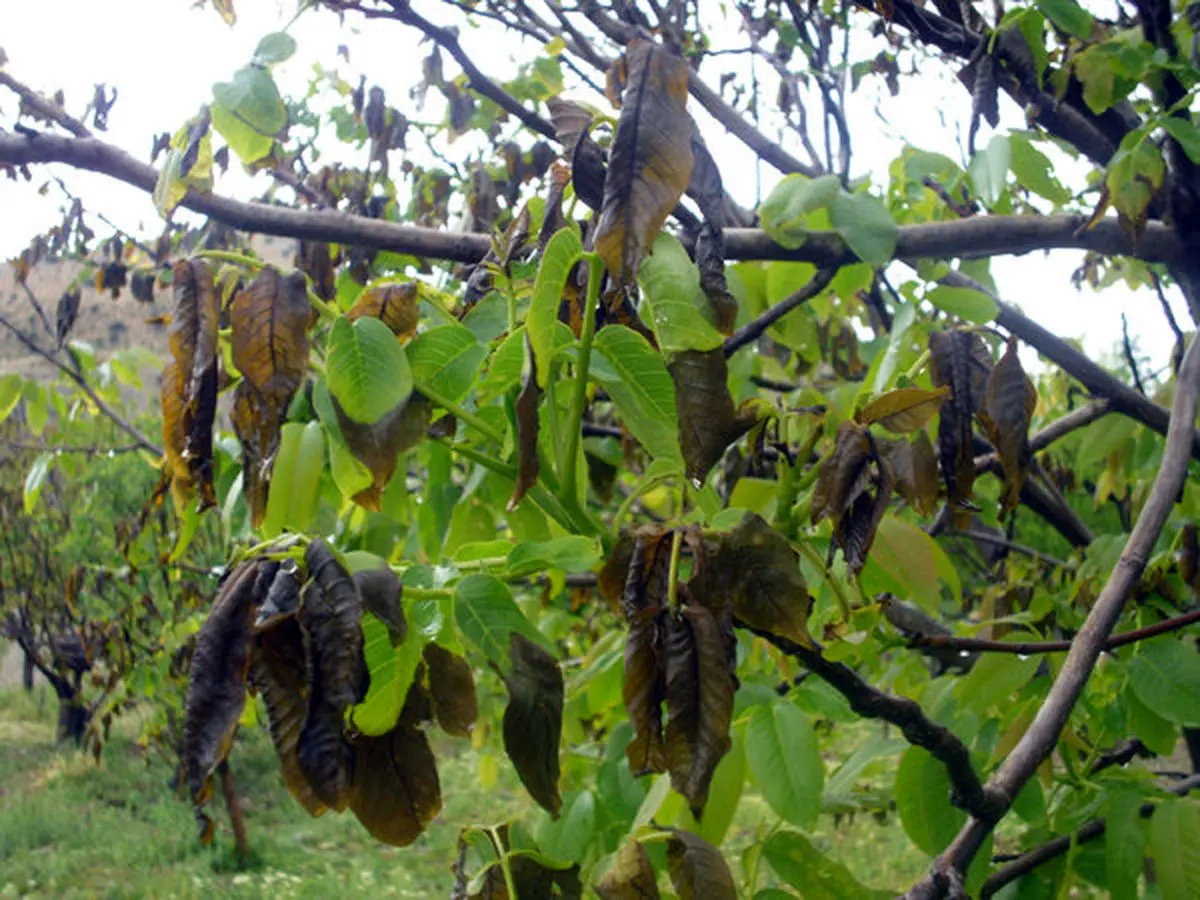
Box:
908 606 1200 655
1152 272 1186 374
0 440 142 456
0 71 91 137
723 267 838 356
944 528 1069 568
1121 313 1147 395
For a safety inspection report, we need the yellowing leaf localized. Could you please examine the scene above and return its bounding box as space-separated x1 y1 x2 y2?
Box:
858 386 949 433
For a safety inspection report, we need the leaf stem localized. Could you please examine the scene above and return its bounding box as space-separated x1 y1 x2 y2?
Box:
796 539 851 624
560 252 603 507
395 584 453 600
903 348 931 383
416 381 506 444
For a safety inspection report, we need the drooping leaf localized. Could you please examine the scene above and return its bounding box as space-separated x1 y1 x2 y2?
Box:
509 338 541 510
637 232 724 354
857 387 949 433
812 421 872 527
250 614 325 817
619 528 671 775
665 830 738 900
230 268 311 526
350 610 423 737
981 337 1036 515
878 432 940 517
591 325 682 463
594 38 694 287
348 715 442 846
162 259 220 510
21 452 53 515
211 63 288 165
327 316 414 425
334 392 431 511
501 632 565 816
347 280 420 339
260 420 325 538
1149 797 1200 899
529 227 584 388
182 561 261 842
668 349 757 482
745 701 824 829
895 747 966 855
454 574 551 668
673 604 734 818
254 560 301 631
424 642 477 738
595 839 661 900
297 539 364 811
687 127 737 334
929 329 993 524
354 565 406 639
1106 790 1145 900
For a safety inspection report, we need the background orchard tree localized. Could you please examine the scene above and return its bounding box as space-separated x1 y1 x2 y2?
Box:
3 0 1200 895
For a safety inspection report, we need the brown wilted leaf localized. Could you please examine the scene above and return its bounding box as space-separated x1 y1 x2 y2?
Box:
597 530 636 613
254 560 301 631
662 611 697 802
353 566 405 641
501 632 564 816
182 561 260 842
465 827 583 900
347 281 420 341
677 604 733 818
691 513 815 650
508 338 541 511
547 97 606 211
162 259 220 510
687 127 736 334
620 528 671 775
424 643 477 738
250 615 326 817
297 539 364 812
857 386 949 433
666 830 738 900
929 329 993 524
296 241 337 301
55 287 80 349
348 720 442 846
595 840 661 900
982 337 1036 516
812 422 873 527
594 39 694 287
334 393 432 511
669 349 758 482
539 163 572 250
878 431 940 517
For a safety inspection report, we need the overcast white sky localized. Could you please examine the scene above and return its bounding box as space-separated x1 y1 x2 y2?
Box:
0 0 1186 375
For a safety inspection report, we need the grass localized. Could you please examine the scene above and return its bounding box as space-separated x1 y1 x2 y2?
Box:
0 684 930 898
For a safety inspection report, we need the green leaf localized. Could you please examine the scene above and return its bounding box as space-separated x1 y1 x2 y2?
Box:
327 317 413 425
762 830 890 900
211 104 273 165
864 515 942 612
637 232 724 354
759 173 841 248
1162 117 1200 165
1010 135 1071 204
507 536 602 577
312 379 374 499
23 383 48 436
591 325 682 463
0 374 22 425
253 31 297 65
745 701 824 829
926 285 998 324
871 302 916 393
1016 10 1049 88
968 134 1011 207
454 574 551 670
212 64 287 160
1106 790 1145 900
350 614 425 736
1126 683 1178 755
895 747 965 855
830 191 898 266
1150 798 1200 899
23 452 53 514
953 650 1040 715
262 421 325 537
476 326 526 404
1036 0 1093 38
1130 637 1200 726
537 790 596 863
406 323 486 406
529 227 583 387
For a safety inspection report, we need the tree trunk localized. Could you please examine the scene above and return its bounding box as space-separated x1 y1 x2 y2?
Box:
55 696 90 745
22 649 34 692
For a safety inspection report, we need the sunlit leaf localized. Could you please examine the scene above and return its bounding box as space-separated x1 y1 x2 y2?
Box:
857 387 948 433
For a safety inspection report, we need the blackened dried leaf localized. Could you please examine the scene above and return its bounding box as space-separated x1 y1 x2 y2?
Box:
621 529 671 774
250 615 326 817
297 539 364 811
254 560 301 631
424 643 477 738
679 604 733 818
501 632 564 816
595 840 661 900
878 432 940 517
347 281 420 341
688 127 736 334
929 329 993 523
662 611 698 801
982 337 1036 516
836 456 893 575
182 562 260 842
348 721 442 846
598 530 636 613
335 393 432 511
163 259 220 510
547 97 606 211
669 349 757 482
354 566 405 641
55 287 80 349
812 421 873 527
594 39 694 286
692 514 815 650
296 242 336 301
508 339 541 511
665 830 738 900
539 163 572 251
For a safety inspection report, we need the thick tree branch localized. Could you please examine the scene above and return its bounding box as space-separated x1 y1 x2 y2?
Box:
2 129 1186 270
908 329 1200 894
746 627 1006 823
980 773 1200 897
909 606 1200 655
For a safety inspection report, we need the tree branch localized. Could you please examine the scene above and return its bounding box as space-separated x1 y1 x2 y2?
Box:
980 774 1200 897
944 528 1069 567
0 71 91 138
908 328 1200 894
745 627 1006 822
723 267 838 356
909 606 1200 655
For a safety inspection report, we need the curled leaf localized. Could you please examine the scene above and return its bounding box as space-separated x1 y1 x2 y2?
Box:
594 39 694 287
348 719 442 846
501 632 564 816
857 386 949 433
254 559 301 631
929 329 993 523
666 830 738 900
347 281 420 341
595 840 661 900
668 349 757 482
509 338 542 511
621 528 671 774
878 432 940 517
353 565 406 641
424 642 478 738
334 392 432 511
982 337 1036 515
182 562 260 842
677 603 734 818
